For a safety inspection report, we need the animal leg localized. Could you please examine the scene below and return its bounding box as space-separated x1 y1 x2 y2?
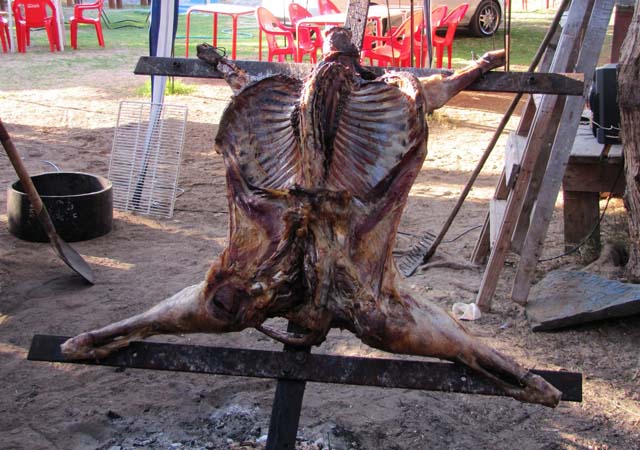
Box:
61 283 210 359
61 270 267 360
197 43 252 95
352 289 561 407
420 49 506 113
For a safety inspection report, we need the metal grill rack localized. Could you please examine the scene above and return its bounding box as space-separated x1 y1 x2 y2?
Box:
108 101 188 218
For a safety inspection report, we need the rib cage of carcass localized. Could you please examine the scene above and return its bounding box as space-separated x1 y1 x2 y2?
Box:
61 28 562 407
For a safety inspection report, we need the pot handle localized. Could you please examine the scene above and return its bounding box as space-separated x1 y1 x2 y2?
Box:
0 119 45 215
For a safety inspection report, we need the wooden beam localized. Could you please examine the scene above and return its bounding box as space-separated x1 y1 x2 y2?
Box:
27 334 583 402
134 57 585 95
563 161 625 193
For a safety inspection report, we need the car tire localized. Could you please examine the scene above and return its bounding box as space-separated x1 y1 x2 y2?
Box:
469 0 502 37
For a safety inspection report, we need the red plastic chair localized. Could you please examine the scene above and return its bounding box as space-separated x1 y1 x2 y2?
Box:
317 0 341 15
256 7 298 62
288 3 322 63
413 5 447 68
69 0 105 49
363 10 424 68
0 15 10 53
432 3 469 69
12 0 60 52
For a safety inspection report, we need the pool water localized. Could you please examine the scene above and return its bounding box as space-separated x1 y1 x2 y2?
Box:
178 0 213 15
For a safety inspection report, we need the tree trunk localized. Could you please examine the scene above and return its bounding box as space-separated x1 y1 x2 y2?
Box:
618 1 640 281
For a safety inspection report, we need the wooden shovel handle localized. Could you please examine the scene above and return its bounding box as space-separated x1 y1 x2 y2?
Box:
0 119 45 214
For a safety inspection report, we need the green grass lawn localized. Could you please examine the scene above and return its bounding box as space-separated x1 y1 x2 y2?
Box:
8 7 564 70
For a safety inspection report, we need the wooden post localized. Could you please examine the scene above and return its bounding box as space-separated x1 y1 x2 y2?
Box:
562 190 601 250
611 1 636 62
618 0 640 281
344 0 370 50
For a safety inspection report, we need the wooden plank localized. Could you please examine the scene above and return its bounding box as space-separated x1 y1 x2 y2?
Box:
562 190 601 250
511 0 616 305
344 0 370 50
516 96 539 137
510 97 567 253
475 0 596 311
489 198 507 248
464 72 583 95
133 57 585 95
504 132 527 189
135 57 316 82
563 161 626 193
570 123 624 164
471 172 508 264
470 212 491 264
27 335 583 401
526 270 640 331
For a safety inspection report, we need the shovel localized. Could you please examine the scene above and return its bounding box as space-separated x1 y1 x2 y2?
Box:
0 120 94 284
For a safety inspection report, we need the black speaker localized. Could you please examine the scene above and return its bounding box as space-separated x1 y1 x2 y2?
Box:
589 63 621 145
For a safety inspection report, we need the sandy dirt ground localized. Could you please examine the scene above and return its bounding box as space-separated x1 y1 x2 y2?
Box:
1 47 639 450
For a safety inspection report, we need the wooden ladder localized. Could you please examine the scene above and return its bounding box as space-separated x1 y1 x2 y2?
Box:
473 0 617 311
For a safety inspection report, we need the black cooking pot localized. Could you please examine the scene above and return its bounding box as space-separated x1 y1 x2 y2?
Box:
7 172 113 243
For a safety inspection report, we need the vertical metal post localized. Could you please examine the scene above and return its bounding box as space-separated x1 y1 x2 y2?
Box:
265 323 311 450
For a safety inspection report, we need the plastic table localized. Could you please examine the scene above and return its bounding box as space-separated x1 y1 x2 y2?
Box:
185 3 255 59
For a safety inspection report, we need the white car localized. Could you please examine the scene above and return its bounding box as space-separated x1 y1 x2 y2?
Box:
434 0 503 37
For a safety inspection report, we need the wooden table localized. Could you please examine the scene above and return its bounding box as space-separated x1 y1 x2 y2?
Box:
562 122 625 250
185 3 255 59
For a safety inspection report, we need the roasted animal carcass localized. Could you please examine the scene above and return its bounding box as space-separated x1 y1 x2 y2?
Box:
62 28 561 407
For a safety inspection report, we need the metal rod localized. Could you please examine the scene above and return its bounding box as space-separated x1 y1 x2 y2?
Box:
266 323 311 450
28 335 582 402
133 57 584 95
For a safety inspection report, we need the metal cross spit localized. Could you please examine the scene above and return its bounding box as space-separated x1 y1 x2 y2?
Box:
28 1 584 448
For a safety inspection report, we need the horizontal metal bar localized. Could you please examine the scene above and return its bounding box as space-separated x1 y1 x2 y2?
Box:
28 335 581 402
134 57 584 95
